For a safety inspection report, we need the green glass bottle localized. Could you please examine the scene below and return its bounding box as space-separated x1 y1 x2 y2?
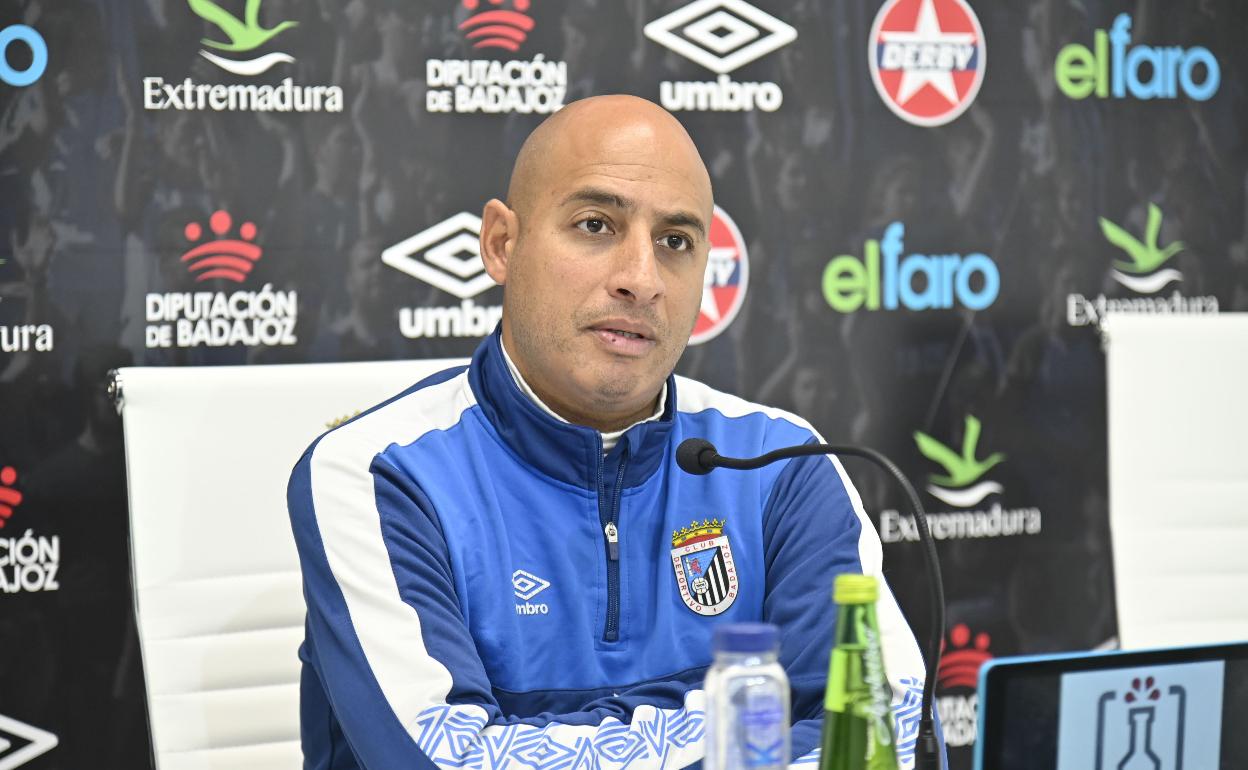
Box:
818 573 898 770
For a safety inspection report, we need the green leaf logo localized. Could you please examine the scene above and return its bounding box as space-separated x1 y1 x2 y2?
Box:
1099 203 1185 275
914 416 1005 508
188 0 297 54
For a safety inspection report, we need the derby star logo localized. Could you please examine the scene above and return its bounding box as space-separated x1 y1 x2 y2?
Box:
1100 203 1185 294
690 205 749 345
869 0 986 127
670 519 738 615
914 414 1004 507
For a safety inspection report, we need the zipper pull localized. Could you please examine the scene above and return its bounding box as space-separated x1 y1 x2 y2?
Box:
604 522 619 561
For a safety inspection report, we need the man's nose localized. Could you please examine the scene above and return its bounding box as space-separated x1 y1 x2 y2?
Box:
609 230 664 304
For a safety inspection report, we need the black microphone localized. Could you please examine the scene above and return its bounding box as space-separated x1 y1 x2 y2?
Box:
674 437 718 475
675 437 945 770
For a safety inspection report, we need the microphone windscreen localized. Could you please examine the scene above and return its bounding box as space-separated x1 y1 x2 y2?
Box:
675 438 716 475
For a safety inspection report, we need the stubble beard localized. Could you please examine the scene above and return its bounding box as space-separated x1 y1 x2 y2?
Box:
507 296 680 419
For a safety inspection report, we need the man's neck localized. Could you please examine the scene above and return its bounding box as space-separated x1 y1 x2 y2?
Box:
498 336 665 435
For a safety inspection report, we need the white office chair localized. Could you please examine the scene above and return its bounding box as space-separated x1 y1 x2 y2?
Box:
1105 314 1248 648
115 358 465 770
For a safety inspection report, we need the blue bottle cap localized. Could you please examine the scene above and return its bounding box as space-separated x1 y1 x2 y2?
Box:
712 622 780 653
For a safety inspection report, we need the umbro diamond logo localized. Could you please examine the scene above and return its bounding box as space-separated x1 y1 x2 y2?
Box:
644 0 796 75
382 212 497 300
512 569 550 601
0 713 58 769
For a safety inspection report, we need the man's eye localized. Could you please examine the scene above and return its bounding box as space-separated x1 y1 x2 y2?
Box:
661 234 690 251
577 218 608 234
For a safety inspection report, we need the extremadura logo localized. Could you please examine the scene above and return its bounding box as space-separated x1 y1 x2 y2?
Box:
1066 202 1218 327
881 415 1041 543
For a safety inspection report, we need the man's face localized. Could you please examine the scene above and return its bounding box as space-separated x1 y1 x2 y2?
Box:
491 118 712 428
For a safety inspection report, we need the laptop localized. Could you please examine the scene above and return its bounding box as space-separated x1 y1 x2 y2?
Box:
974 641 1248 769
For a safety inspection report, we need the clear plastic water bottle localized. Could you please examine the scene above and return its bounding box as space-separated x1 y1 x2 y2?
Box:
704 623 791 770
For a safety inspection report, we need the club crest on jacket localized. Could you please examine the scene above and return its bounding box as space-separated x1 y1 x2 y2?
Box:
670 518 738 615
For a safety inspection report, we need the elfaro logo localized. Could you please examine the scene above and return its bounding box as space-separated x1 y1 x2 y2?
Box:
822 222 998 313
1056 13 1220 101
0 24 47 87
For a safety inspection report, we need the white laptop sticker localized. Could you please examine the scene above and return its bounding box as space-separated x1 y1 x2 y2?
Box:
1056 659 1223 770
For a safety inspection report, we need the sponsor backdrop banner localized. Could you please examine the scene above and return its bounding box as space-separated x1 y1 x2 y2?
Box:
0 0 1243 766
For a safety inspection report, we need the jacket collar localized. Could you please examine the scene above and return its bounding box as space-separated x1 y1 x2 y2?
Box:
468 329 676 490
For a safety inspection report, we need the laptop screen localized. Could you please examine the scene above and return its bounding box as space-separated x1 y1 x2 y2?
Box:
975 642 1248 770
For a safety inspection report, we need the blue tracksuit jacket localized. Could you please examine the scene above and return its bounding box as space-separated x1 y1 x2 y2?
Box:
288 331 931 770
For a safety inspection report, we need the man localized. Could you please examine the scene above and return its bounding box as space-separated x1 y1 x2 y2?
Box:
288 95 929 770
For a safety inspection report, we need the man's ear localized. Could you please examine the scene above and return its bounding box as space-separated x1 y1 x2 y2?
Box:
480 198 518 285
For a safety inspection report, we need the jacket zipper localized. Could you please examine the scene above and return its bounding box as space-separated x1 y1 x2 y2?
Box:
599 448 628 642
604 522 619 560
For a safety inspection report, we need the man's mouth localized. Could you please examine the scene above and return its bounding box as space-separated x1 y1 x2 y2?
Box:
589 321 658 356
590 318 656 339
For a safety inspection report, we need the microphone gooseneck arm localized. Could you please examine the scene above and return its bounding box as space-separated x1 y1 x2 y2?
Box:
677 438 945 770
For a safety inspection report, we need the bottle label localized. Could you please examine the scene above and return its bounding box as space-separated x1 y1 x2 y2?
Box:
740 692 786 769
860 625 895 747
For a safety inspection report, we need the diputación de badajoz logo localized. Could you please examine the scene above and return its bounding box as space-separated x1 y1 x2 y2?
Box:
145 210 299 349
1066 202 1218 327
880 415 1041 543
0 466 61 595
425 0 568 114
935 623 994 748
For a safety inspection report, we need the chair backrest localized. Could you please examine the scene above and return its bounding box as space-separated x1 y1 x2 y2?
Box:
1105 313 1248 648
116 359 466 770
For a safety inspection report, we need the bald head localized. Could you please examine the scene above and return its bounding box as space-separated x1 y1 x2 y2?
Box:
506 95 713 224
477 95 715 432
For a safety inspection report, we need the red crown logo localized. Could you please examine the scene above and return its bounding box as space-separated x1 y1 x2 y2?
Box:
936 623 993 690
460 0 534 51
180 210 262 283
1124 676 1161 703
0 466 23 529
